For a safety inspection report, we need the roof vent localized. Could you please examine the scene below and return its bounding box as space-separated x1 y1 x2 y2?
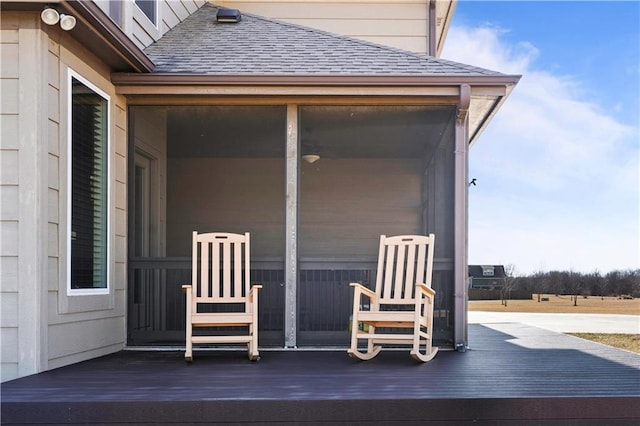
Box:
216 8 241 23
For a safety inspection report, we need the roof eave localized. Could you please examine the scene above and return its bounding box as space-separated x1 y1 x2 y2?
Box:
469 81 518 146
110 73 521 87
61 0 154 72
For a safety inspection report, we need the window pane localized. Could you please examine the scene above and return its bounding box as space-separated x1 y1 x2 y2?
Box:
71 77 108 290
135 0 156 24
109 1 123 27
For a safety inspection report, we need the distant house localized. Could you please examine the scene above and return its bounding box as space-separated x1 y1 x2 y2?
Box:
1 0 519 381
468 265 507 290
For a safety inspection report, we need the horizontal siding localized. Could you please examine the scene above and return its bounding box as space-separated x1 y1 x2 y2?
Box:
0 222 18 256
0 78 18 114
1 115 18 149
166 158 285 259
0 15 21 383
114 102 127 292
290 18 425 37
0 185 18 220
218 1 428 19
0 257 18 292
217 0 428 53
48 316 126 360
1 292 18 327
300 159 422 259
1 42 19 77
44 25 128 373
1 328 18 381
131 0 208 49
166 158 422 260
47 291 126 326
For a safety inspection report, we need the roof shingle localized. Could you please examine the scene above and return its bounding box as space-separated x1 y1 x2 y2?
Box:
144 3 504 76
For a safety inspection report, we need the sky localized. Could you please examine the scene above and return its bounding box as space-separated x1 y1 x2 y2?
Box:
441 0 640 275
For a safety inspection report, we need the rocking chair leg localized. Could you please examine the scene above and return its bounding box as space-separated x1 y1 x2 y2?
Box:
185 326 193 362
247 339 260 361
185 344 193 363
348 325 381 361
348 344 381 361
411 345 438 362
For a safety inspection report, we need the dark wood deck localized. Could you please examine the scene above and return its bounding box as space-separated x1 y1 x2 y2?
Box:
2 323 639 425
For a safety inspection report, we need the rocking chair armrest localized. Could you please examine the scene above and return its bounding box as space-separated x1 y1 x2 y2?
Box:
416 282 436 298
249 284 262 296
350 282 376 300
182 284 192 294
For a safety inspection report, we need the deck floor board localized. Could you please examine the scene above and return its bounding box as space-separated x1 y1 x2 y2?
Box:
2 323 639 424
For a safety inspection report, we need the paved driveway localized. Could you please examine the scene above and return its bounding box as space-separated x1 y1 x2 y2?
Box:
469 311 640 334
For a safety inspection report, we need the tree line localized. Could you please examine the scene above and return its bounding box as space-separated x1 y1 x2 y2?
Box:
504 269 640 299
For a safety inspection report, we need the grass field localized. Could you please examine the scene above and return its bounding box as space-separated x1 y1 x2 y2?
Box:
569 333 640 354
469 294 640 353
469 294 639 315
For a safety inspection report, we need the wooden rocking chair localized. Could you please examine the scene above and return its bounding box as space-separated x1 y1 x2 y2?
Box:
182 232 262 361
348 234 438 362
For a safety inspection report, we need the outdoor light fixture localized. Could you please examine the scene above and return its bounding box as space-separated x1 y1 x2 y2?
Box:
41 7 76 31
302 154 320 164
216 8 241 23
59 14 77 31
41 7 60 25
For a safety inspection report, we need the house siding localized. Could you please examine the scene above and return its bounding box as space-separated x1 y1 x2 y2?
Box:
47 34 128 371
1 12 49 382
0 25 19 387
300 159 423 259
95 0 207 49
216 0 430 54
0 12 128 382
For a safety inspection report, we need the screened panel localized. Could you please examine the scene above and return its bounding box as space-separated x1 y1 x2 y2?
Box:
298 105 456 346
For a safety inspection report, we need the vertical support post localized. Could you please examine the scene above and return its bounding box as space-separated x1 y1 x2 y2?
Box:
454 84 471 350
284 104 298 348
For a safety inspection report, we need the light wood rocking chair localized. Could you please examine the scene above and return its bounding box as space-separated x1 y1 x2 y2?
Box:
182 232 262 361
348 234 438 362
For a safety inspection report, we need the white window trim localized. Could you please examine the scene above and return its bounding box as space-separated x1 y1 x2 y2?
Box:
66 68 111 296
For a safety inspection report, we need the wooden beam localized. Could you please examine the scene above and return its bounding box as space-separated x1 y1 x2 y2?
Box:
453 84 471 350
284 104 298 348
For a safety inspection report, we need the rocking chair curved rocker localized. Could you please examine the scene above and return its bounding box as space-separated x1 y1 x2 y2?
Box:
348 234 438 362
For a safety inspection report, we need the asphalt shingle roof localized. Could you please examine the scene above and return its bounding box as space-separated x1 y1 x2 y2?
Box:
144 3 504 76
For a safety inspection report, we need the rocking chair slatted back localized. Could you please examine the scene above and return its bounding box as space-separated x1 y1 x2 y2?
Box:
192 231 250 304
376 234 435 304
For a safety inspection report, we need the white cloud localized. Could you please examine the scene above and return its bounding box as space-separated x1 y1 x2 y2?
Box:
444 25 640 274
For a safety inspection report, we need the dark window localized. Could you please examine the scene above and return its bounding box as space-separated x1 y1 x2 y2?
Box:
70 76 108 290
135 0 157 25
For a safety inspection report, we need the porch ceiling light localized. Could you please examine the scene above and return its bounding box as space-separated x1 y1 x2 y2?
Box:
41 7 60 25
302 154 320 164
216 8 241 23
